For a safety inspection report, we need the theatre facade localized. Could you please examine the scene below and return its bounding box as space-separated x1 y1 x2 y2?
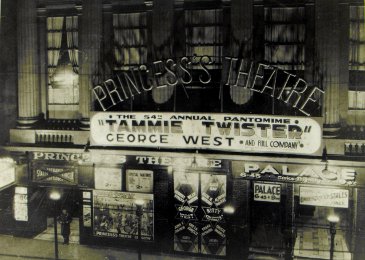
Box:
0 0 365 259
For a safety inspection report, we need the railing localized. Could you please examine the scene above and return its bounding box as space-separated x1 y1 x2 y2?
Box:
344 142 365 156
41 119 80 131
340 126 365 140
35 131 74 144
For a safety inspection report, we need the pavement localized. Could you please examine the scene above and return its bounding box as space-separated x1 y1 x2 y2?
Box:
0 234 212 260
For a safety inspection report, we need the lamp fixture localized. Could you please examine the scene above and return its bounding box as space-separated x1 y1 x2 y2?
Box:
49 190 61 201
321 146 328 163
327 215 340 224
320 146 337 179
78 139 91 164
83 139 90 153
223 205 235 215
135 199 145 206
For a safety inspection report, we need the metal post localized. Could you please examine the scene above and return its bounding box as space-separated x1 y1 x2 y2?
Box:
136 204 143 260
223 205 235 260
329 222 336 260
53 212 59 260
138 212 142 260
49 191 61 260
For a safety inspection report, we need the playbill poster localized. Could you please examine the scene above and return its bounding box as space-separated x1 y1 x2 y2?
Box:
174 171 227 256
126 169 154 193
93 190 154 241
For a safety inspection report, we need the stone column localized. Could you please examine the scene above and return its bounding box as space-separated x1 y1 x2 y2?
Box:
79 0 102 130
17 0 40 128
228 0 253 105
37 8 48 118
315 0 341 137
338 3 349 124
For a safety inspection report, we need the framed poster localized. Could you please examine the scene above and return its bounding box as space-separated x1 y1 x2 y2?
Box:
13 187 28 221
94 167 122 191
174 171 227 256
200 173 227 256
83 205 92 227
93 190 154 240
126 169 153 193
174 171 199 253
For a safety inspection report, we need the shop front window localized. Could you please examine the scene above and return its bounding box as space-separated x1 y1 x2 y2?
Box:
293 185 353 260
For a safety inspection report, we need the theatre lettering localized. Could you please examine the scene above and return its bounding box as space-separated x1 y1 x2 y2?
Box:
93 57 324 116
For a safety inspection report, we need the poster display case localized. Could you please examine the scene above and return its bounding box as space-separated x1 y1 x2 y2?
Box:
93 190 154 241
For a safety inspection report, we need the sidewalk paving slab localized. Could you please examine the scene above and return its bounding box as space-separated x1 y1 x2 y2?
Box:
0 234 216 260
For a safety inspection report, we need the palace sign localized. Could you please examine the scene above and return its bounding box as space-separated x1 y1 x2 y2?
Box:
91 112 321 155
254 182 281 202
232 161 357 186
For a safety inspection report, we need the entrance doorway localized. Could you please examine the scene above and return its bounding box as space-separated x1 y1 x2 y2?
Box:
33 187 81 244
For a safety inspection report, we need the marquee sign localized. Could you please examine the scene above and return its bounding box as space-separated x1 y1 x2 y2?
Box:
91 112 321 155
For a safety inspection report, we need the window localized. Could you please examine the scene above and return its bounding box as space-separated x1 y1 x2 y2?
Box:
47 16 79 119
349 6 365 110
185 9 223 70
113 12 147 70
264 7 305 71
349 6 365 71
168 8 223 112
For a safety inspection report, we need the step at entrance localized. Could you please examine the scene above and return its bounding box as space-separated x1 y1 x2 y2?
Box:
34 217 79 244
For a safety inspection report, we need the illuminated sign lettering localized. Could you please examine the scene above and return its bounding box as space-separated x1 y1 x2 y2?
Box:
91 113 321 155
